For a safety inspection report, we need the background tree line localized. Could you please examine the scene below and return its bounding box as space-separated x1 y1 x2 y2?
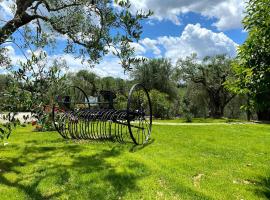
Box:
0 53 252 121
1 0 269 123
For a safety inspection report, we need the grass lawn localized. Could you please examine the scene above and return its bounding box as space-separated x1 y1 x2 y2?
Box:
0 123 270 199
154 118 245 123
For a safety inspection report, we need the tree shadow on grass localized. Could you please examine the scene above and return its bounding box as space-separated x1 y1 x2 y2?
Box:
0 139 146 200
255 176 270 199
0 136 217 200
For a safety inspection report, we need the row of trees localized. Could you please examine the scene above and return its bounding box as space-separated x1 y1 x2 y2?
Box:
132 55 247 119
0 0 269 122
0 52 263 121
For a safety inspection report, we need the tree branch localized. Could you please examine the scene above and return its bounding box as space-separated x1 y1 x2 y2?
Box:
39 0 82 12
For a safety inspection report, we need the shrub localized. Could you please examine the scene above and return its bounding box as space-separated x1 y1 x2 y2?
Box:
149 90 175 119
181 96 193 123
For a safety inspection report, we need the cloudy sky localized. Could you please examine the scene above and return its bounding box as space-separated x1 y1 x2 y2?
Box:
0 0 247 79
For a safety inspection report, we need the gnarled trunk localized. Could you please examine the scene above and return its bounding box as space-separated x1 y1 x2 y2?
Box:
257 109 270 121
208 92 225 118
209 102 224 118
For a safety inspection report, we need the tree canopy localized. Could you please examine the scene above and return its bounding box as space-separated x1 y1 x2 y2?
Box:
0 0 152 69
229 0 270 120
131 58 178 100
176 54 235 118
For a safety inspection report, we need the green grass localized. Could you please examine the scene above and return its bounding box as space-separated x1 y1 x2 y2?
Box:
154 118 245 123
0 124 270 199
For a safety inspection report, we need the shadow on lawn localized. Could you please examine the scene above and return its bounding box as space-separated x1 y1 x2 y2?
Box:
255 176 270 199
0 136 215 200
0 138 146 200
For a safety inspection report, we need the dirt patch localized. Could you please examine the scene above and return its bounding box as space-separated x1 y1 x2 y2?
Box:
193 173 204 187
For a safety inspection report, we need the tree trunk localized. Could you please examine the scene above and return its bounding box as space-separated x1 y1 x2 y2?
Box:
246 94 251 121
208 93 224 118
257 109 270 121
209 105 224 118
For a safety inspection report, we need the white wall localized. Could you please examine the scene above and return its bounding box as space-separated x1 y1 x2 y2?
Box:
0 112 33 124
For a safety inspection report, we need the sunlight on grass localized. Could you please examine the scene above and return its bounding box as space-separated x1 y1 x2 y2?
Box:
0 124 270 199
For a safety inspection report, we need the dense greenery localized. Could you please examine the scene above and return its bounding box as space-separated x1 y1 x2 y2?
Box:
0 55 248 121
176 54 235 118
1 0 270 140
230 0 270 120
131 58 178 100
0 123 269 199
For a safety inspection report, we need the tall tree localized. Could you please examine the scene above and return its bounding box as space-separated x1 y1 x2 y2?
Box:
176 54 235 118
229 0 270 120
75 70 100 96
0 0 152 69
131 58 178 100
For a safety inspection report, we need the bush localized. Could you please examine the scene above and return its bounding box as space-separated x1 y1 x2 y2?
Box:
115 94 128 110
32 108 55 132
181 96 193 122
149 90 175 119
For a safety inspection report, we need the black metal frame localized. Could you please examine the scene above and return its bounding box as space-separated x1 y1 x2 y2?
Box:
52 83 152 145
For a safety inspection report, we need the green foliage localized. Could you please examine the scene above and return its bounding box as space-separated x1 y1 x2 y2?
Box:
0 0 152 69
224 95 248 119
131 58 178 100
114 94 128 110
4 53 68 112
69 70 100 96
229 0 270 119
149 90 175 119
177 54 235 118
183 82 209 118
0 47 11 68
69 70 132 97
0 123 12 140
0 113 19 140
32 107 54 132
181 96 194 122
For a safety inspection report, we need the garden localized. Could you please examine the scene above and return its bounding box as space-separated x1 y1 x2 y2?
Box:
1 0 270 199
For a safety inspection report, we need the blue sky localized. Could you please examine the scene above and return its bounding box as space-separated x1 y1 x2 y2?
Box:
0 0 247 78
141 12 247 44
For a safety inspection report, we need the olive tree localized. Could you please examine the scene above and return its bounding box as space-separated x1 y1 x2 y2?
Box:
0 0 152 69
176 54 235 118
131 58 178 100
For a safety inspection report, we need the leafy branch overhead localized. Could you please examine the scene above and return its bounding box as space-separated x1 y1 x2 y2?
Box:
0 0 152 69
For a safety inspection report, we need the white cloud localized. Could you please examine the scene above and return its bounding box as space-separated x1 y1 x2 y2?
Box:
4 45 26 65
202 0 245 30
130 42 146 55
50 54 129 79
129 0 245 30
139 38 161 56
1 45 128 79
139 24 238 62
0 0 15 23
6 24 237 75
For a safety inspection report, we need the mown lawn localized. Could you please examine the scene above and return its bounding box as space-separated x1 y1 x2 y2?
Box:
0 123 269 200
154 118 245 123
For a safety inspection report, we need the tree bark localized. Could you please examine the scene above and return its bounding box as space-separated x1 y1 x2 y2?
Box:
0 0 38 45
246 94 251 121
257 109 270 121
209 104 224 118
0 13 35 45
